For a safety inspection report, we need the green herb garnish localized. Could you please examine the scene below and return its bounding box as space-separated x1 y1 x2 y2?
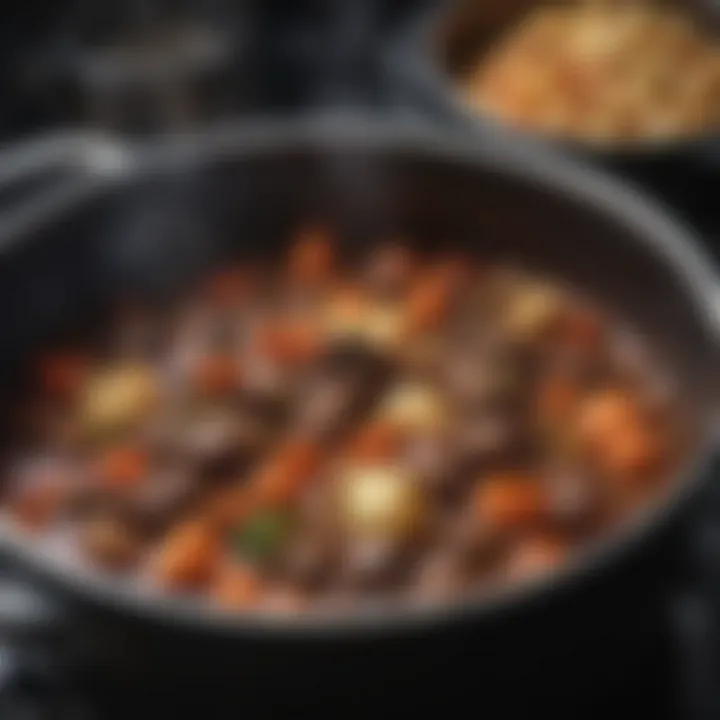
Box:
233 509 292 562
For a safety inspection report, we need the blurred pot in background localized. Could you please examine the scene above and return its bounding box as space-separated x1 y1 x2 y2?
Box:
386 0 720 179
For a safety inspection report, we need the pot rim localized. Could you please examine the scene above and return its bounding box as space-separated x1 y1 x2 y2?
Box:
0 115 717 638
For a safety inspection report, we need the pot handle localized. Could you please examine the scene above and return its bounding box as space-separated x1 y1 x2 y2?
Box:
0 133 131 245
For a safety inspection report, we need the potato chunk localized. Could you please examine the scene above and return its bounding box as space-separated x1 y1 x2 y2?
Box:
81 364 158 439
503 283 562 340
338 465 427 541
377 382 447 431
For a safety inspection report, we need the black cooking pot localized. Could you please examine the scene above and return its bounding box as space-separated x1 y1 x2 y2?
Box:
0 117 716 711
384 0 720 177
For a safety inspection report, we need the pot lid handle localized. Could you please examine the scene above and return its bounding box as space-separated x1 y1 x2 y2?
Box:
0 133 132 247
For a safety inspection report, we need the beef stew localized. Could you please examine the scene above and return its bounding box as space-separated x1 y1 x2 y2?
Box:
2 227 685 615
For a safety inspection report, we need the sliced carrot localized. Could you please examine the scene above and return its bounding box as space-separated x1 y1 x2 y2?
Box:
193 354 239 396
288 225 335 285
404 278 449 335
577 389 640 449
578 389 663 484
328 284 366 319
322 283 368 333
403 261 461 335
212 562 262 609
602 426 662 483
253 439 323 506
253 322 321 365
95 446 148 489
38 352 88 398
346 421 404 463
154 520 220 589
474 475 548 531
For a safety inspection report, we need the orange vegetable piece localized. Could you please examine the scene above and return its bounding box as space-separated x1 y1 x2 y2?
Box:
404 273 452 335
254 321 321 365
328 284 366 319
578 389 640 449
38 353 88 397
602 426 662 483
154 520 220 589
193 354 239 396
404 256 467 335
506 534 567 582
288 225 335 284
474 474 549 531
212 562 262 609
253 439 323 506
346 422 403 463
578 389 662 484
95 446 148 489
